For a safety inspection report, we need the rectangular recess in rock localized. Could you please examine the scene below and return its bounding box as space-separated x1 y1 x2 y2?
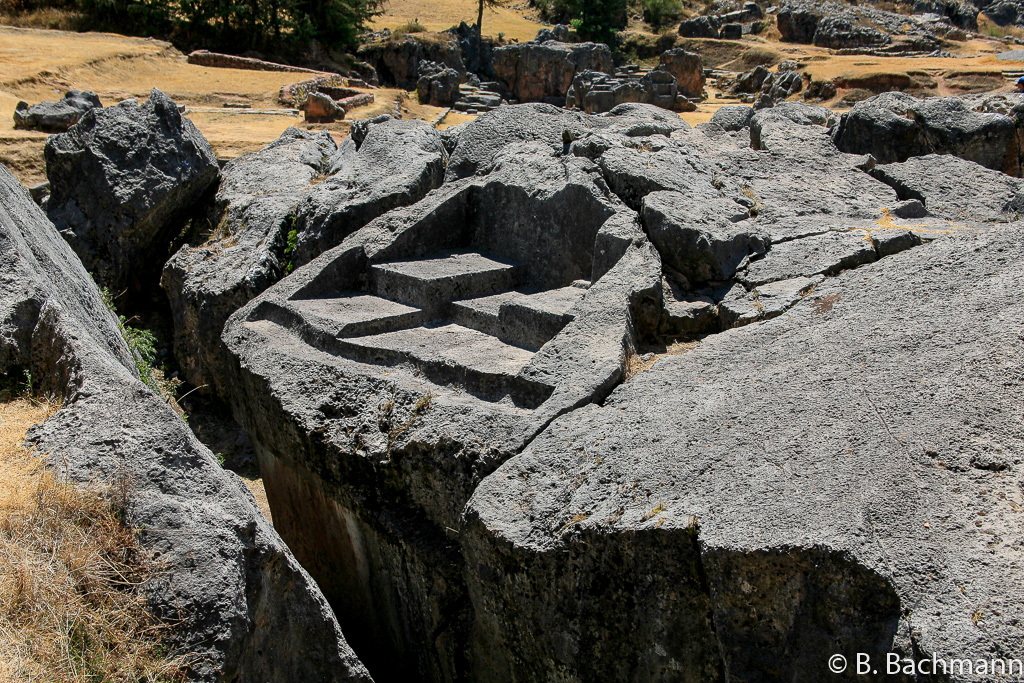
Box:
369 251 525 313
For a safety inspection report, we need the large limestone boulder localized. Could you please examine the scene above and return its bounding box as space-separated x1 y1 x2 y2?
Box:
44 88 219 303
214 94 1012 681
493 41 613 103
293 117 446 265
464 223 1024 681
0 162 372 683
833 92 1021 175
358 33 464 89
221 136 661 680
162 127 336 394
13 90 102 132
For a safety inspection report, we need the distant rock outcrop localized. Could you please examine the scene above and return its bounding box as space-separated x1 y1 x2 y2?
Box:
493 41 613 103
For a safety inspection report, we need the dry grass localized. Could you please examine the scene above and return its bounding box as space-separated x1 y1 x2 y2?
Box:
369 0 547 42
0 398 186 683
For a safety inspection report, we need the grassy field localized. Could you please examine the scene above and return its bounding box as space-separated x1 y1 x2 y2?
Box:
371 0 548 42
0 26 448 185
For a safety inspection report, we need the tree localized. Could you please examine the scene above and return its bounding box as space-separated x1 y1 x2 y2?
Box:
476 0 503 36
577 0 626 43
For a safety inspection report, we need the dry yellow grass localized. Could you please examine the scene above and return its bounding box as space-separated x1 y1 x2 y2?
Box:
371 0 548 42
0 398 186 682
0 25 453 184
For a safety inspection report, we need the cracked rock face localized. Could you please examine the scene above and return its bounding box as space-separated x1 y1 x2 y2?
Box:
44 89 219 303
216 101 1023 682
162 127 337 394
0 163 372 683
294 117 446 265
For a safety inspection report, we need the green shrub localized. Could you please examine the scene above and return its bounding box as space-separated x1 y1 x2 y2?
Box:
642 0 682 29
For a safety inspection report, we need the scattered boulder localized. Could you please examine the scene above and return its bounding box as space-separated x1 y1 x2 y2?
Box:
678 15 721 37
493 41 613 103
0 162 372 683
44 88 219 303
358 33 465 89
13 90 102 132
302 91 345 122
833 92 1021 175
566 69 683 114
813 15 891 49
294 117 447 264
162 127 336 394
659 48 705 98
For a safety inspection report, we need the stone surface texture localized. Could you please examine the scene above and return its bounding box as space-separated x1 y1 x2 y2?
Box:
0 162 372 683
44 89 219 301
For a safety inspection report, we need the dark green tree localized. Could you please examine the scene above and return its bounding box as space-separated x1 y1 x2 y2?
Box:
577 0 626 43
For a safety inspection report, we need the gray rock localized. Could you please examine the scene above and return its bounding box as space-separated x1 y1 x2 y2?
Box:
678 15 721 37
566 69 682 114
740 229 878 286
13 90 102 132
718 274 822 328
833 93 1021 174
302 91 344 122
446 103 587 180
220 142 660 680
642 190 766 282
813 14 891 49
44 89 219 303
294 118 446 265
464 224 1024 681
777 0 820 42
162 127 336 394
0 162 372 683
493 41 613 103
416 67 461 107
358 33 464 89
710 105 754 131
871 154 1024 222
659 48 705 98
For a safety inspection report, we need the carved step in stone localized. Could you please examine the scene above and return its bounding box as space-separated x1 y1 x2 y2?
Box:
452 285 586 351
292 295 429 338
370 252 525 314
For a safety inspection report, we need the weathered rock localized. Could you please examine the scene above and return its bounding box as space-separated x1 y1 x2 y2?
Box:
833 92 1021 174
0 162 372 683
642 190 766 282
358 33 464 89
750 101 837 151
678 15 721 37
493 41 613 103
445 103 588 181
710 104 754 130
13 90 102 132
162 127 336 394
221 140 660 680
44 89 219 304
659 48 705 98
871 154 1024 221
740 229 878 286
464 224 1024 681
777 0 820 42
416 66 461 107
720 23 744 39
294 117 446 264
302 91 344 122
813 15 891 49
566 69 681 114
